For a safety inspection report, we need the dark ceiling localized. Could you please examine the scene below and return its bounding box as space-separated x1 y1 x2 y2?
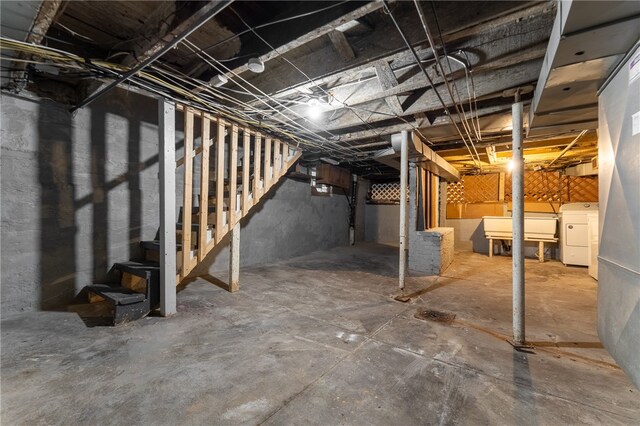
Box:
2 0 588 178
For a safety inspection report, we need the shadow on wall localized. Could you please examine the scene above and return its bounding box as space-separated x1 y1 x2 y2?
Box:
470 220 490 254
36 90 165 311
38 99 76 309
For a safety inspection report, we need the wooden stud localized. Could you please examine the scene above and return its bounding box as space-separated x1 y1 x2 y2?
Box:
229 222 240 292
498 172 505 201
264 137 272 191
198 114 210 262
215 119 225 243
273 139 281 179
229 125 238 226
181 108 194 278
242 129 251 215
253 133 262 197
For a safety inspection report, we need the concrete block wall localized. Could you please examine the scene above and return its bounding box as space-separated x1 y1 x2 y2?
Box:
409 228 454 275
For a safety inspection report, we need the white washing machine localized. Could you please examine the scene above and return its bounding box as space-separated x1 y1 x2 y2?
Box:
559 203 599 266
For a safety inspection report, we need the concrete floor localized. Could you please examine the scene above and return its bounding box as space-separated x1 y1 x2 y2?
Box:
2 244 639 425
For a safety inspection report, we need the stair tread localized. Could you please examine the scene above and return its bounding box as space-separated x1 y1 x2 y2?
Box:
114 261 158 279
86 284 146 305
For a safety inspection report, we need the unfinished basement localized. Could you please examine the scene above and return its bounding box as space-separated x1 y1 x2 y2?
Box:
1 0 639 424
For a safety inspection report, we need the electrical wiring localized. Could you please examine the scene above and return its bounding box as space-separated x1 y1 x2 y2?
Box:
227 6 432 156
0 36 311 149
382 1 482 169
412 0 481 168
180 39 365 160
429 1 482 141
1 36 375 165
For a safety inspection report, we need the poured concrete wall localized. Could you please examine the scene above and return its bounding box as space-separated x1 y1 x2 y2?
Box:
1 91 350 314
192 178 349 275
1 90 161 313
364 204 399 246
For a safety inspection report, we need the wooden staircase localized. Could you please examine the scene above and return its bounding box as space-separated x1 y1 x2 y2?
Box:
79 104 301 324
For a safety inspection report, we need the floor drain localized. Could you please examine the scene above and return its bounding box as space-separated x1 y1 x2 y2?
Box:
415 309 456 324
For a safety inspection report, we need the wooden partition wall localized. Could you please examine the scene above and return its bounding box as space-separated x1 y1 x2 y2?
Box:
175 105 301 281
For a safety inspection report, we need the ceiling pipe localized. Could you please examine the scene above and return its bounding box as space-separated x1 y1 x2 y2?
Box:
547 129 588 167
70 0 233 112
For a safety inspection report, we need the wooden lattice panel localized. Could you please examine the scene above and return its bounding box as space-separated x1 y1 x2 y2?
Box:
368 182 403 203
446 174 499 203
504 171 598 203
505 171 561 202
565 175 598 202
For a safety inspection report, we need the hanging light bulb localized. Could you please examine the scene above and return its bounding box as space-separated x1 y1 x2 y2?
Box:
307 98 322 120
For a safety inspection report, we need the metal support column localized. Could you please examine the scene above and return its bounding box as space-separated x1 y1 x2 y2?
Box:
159 99 177 316
512 97 525 345
229 222 240 292
399 130 409 293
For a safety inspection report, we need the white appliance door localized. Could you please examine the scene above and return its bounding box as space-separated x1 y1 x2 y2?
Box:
565 223 588 247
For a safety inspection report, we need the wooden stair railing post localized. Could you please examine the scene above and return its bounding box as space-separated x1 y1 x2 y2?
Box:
254 132 262 198
198 114 210 263
181 108 194 279
242 129 251 215
273 139 281 181
158 99 177 315
215 119 226 244
229 125 238 227
173 104 303 290
264 137 272 192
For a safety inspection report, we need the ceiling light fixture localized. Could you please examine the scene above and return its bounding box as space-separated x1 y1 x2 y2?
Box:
209 74 228 87
247 57 265 73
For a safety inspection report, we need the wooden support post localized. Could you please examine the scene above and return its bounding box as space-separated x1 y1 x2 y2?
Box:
181 108 194 278
216 119 226 243
159 99 176 315
198 114 210 262
431 174 439 228
242 129 251 215
499 172 506 201
264 137 272 191
254 133 262 197
229 125 238 226
229 222 240 292
421 170 428 230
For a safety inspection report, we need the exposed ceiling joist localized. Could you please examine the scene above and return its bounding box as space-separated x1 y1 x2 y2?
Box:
374 61 404 116
247 1 554 104
221 1 385 79
308 60 543 132
328 29 355 61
